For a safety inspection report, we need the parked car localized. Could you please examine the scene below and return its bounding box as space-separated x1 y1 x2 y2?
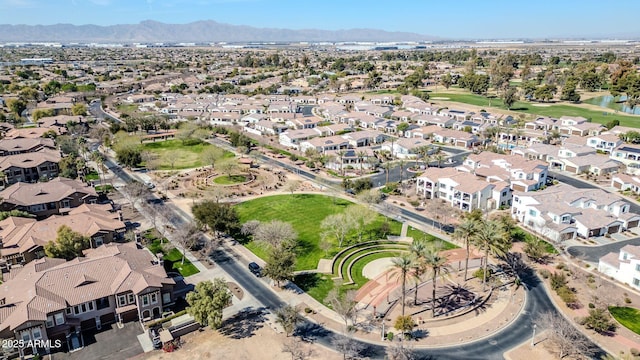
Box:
248 262 261 276
144 181 155 189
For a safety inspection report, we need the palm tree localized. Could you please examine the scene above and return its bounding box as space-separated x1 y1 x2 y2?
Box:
336 150 347 176
423 245 451 317
383 161 392 185
391 254 414 317
453 218 478 281
473 220 510 291
409 240 428 305
356 150 367 175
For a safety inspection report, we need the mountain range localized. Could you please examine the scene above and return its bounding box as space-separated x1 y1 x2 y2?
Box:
0 20 439 43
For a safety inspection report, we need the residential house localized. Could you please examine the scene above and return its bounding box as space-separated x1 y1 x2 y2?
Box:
414 114 455 128
0 242 175 357
0 149 61 188
460 152 549 192
0 138 56 156
342 130 386 147
586 134 623 153
511 184 639 242
0 204 126 266
0 177 99 219
598 245 640 291
324 148 378 173
278 128 322 149
382 137 433 159
432 128 480 148
611 173 640 193
300 135 350 154
415 167 494 212
611 144 640 175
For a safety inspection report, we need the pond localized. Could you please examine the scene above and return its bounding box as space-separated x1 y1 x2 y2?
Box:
585 95 640 115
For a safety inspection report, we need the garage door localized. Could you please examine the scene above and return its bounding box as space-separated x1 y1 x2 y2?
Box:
565 165 578 173
627 220 639 229
613 181 623 190
511 184 527 192
608 225 620 234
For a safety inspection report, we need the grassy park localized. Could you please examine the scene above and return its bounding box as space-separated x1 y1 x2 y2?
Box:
235 194 450 271
141 139 232 170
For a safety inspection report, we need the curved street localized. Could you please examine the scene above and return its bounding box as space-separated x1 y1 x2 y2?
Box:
89 105 605 358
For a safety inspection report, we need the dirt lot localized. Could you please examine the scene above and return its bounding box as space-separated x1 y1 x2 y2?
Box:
137 322 341 360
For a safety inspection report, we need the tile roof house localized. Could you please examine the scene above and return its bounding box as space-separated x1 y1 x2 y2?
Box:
0 177 99 219
0 204 126 266
511 184 639 242
415 167 494 212
460 152 549 192
0 149 61 188
0 242 175 356
611 144 640 175
0 138 56 157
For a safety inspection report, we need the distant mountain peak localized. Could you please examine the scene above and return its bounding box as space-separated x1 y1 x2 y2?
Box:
0 20 438 43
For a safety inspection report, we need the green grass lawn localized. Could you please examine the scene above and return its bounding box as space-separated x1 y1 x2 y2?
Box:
609 306 640 335
85 171 99 181
350 251 401 287
429 92 640 128
294 273 336 305
95 185 114 193
213 174 248 185
146 238 200 277
141 139 232 170
235 194 452 271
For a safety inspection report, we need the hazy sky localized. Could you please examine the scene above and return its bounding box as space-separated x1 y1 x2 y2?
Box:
0 0 638 39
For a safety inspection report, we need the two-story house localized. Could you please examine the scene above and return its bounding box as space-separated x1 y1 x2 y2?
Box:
0 242 175 357
0 177 99 219
0 149 61 188
416 167 494 212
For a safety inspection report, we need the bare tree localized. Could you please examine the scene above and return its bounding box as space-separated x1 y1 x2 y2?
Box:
535 311 595 359
285 179 301 195
121 181 149 208
345 205 375 242
253 220 297 249
281 337 313 360
356 189 382 208
386 341 416 360
144 202 163 232
325 288 359 331
201 146 225 169
240 220 261 237
320 213 355 248
209 187 229 204
331 332 366 360
173 221 201 265
274 304 302 337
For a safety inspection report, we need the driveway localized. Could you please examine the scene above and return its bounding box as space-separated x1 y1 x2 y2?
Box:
52 322 144 360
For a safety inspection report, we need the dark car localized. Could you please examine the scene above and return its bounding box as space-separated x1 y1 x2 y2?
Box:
248 262 261 276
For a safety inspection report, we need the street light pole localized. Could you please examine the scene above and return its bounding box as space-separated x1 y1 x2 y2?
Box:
531 324 537 346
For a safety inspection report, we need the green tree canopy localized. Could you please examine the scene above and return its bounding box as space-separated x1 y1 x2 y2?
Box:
44 225 91 260
186 278 232 329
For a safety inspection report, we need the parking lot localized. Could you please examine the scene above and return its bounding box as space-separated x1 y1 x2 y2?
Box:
52 322 144 360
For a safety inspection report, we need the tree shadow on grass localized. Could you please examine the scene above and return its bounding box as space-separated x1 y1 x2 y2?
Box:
293 273 322 292
218 307 267 339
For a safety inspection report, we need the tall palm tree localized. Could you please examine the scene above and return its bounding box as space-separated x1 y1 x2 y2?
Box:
336 150 347 176
453 218 478 281
391 254 414 317
409 240 428 305
356 150 367 175
473 220 510 291
383 161 392 185
423 245 451 317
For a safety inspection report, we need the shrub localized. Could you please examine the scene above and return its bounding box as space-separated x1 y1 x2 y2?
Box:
581 308 617 334
386 332 394 341
539 269 551 279
556 263 565 270
550 272 568 291
625 297 632 304
473 268 493 281
304 307 313 314
557 286 577 306
631 348 640 357
588 303 596 309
